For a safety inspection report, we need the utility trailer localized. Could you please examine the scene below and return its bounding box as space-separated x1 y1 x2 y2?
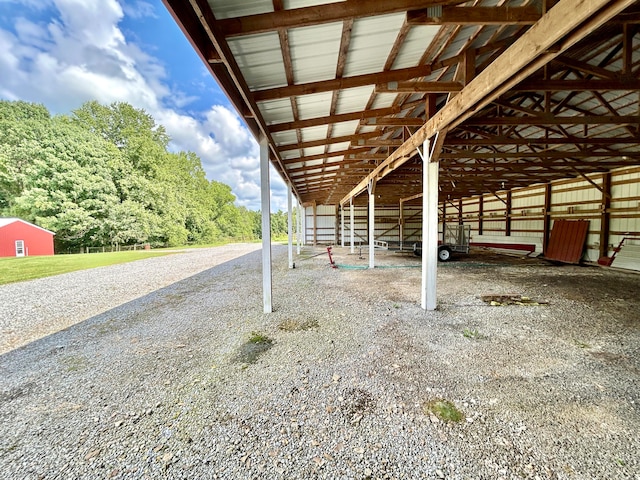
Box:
413 224 471 261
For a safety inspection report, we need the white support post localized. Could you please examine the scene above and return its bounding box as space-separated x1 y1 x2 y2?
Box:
313 201 317 246
287 184 293 269
260 136 272 313
399 199 404 250
421 138 439 311
341 204 345 248
296 202 301 254
302 204 306 245
368 180 376 269
349 197 355 254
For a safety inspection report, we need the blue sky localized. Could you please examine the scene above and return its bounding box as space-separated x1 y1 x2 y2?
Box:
0 0 288 211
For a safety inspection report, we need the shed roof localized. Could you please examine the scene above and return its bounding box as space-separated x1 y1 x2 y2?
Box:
163 0 640 206
0 218 55 235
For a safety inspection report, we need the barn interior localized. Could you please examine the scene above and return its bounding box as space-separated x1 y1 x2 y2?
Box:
162 0 640 312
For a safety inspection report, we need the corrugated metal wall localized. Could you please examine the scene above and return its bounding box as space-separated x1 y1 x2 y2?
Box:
301 166 640 270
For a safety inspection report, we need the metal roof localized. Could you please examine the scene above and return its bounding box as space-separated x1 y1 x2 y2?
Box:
164 0 640 207
0 218 55 234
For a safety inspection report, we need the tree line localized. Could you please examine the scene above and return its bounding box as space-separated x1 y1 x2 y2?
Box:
0 100 290 251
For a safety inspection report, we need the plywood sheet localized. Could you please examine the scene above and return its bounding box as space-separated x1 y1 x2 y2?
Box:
545 219 589 264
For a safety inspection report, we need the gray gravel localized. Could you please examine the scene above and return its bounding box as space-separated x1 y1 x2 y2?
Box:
0 244 638 479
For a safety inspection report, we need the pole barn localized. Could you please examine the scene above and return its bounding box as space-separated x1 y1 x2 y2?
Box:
0 218 55 258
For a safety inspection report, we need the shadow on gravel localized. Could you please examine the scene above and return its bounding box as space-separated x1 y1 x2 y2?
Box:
0 247 272 363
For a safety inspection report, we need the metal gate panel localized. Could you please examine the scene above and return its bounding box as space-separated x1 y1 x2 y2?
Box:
545 219 589 264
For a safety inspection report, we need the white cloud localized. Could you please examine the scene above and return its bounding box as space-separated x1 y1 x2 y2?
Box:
0 0 289 211
121 0 156 19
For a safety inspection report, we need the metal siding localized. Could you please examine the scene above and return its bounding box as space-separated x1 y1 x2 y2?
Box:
258 98 294 124
300 125 329 141
0 221 54 257
285 0 345 8
330 120 360 137
296 91 333 120
334 86 374 115
545 219 590 263
228 33 287 90
208 0 272 19
272 131 298 146
289 23 343 84
613 243 640 271
393 25 441 69
344 13 405 77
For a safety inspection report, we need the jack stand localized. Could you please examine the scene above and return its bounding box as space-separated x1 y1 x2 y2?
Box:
326 246 337 268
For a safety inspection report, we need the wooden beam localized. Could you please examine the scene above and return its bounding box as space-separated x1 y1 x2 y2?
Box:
361 117 425 127
217 0 466 37
543 182 552 255
446 136 640 146
376 81 463 93
513 79 640 91
599 172 611 258
269 105 401 132
439 151 640 159
281 147 370 165
253 64 433 101
552 56 619 80
355 138 404 147
340 0 635 205
464 115 640 126
278 132 380 151
407 6 541 25
383 79 640 93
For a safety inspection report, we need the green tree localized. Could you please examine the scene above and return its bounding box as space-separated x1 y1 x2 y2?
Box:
10 117 121 250
1 99 264 249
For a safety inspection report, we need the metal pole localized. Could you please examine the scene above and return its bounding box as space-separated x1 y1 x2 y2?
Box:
421 138 439 311
259 136 272 313
287 183 293 269
350 197 355 254
368 180 376 269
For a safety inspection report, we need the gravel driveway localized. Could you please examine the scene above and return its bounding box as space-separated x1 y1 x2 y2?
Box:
0 244 638 479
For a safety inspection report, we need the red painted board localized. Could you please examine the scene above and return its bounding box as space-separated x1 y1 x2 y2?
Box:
545 219 589 264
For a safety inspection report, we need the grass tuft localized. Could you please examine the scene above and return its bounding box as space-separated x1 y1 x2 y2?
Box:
462 328 485 340
248 331 273 344
278 318 319 332
234 331 274 365
424 399 465 422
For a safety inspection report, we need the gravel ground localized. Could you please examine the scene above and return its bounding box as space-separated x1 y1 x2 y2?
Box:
0 244 638 479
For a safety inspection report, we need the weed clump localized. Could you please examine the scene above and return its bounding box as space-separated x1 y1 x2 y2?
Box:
278 318 319 332
462 328 486 340
248 331 272 344
234 331 273 365
424 399 465 423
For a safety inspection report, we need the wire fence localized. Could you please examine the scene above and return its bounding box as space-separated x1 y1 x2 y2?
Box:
60 243 151 254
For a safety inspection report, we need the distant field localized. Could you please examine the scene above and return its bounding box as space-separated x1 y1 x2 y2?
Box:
0 251 175 285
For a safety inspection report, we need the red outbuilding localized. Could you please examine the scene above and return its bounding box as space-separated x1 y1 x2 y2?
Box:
0 218 55 257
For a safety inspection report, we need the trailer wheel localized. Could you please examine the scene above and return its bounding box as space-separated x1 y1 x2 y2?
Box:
438 246 452 262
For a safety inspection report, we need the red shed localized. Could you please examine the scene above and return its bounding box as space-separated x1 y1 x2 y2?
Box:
0 218 55 257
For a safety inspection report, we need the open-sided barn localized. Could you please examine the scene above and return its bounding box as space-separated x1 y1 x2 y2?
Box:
0 218 55 258
163 0 640 312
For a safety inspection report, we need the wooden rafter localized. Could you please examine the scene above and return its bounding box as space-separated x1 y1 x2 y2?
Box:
216 0 466 37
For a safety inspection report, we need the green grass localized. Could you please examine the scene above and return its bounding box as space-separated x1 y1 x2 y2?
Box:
248 331 273 344
0 251 174 285
234 331 274 365
424 399 465 422
462 328 486 340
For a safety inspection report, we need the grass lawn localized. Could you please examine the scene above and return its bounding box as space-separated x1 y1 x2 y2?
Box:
0 251 175 286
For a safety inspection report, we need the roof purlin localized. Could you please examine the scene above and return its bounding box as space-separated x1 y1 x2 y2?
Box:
339 0 638 205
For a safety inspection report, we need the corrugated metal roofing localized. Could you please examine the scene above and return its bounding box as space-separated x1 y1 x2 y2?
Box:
166 0 640 207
